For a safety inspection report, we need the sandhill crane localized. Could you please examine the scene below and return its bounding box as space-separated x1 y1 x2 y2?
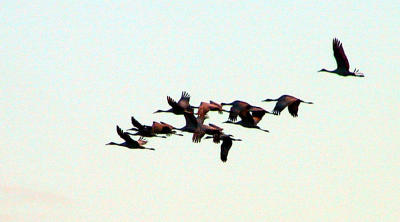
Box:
106 125 155 150
262 95 313 117
127 116 167 138
319 38 364 77
151 121 183 136
175 111 223 143
154 91 195 115
196 101 229 120
221 100 253 122
205 133 242 162
223 106 271 132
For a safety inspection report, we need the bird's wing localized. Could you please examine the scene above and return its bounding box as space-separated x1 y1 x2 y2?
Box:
131 116 144 129
288 100 301 117
220 137 233 162
183 111 198 128
228 106 241 121
209 101 223 112
272 98 289 115
333 38 350 70
116 125 139 145
192 129 205 143
197 102 209 118
238 109 254 123
250 106 267 124
167 96 179 108
178 91 191 108
208 123 223 131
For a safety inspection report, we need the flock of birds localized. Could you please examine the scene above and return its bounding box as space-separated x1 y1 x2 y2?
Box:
106 38 364 162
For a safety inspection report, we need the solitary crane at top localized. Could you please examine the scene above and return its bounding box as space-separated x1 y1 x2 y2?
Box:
106 125 155 150
262 95 313 117
319 38 364 77
154 91 195 115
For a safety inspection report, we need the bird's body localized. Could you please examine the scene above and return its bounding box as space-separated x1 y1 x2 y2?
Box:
128 116 167 138
154 91 195 115
221 100 253 122
196 101 229 120
223 106 271 132
106 126 155 150
262 95 313 117
205 133 242 162
319 38 364 77
151 121 183 136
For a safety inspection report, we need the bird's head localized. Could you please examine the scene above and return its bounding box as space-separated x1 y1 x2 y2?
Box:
318 68 328 72
262 99 274 102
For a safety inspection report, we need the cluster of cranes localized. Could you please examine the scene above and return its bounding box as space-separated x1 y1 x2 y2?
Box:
107 38 364 162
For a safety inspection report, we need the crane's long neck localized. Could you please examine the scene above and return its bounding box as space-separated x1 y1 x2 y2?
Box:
301 101 314 104
106 142 120 146
221 102 233 106
318 68 335 73
153 109 169 113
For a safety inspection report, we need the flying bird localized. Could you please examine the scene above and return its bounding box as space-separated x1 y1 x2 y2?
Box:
262 95 313 117
223 106 271 132
151 121 183 136
205 133 242 162
106 125 155 150
196 101 229 120
319 38 364 77
221 100 253 122
154 91 195 115
128 116 167 138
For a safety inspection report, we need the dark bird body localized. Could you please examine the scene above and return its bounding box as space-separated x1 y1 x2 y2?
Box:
128 116 182 137
205 134 242 162
262 95 313 117
106 126 155 150
223 106 271 132
221 100 253 122
319 38 364 77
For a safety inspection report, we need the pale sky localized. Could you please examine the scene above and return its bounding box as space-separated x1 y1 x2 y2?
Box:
1 1 399 221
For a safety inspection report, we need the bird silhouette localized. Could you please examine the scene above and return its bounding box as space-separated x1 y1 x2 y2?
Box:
262 95 313 117
127 116 167 138
221 100 253 122
196 101 229 120
205 133 242 162
223 106 271 132
154 91 195 115
319 38 364 77
106 125 155 150
151 121 183 136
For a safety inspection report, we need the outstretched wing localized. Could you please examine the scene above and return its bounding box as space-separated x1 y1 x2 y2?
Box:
183 111 199 129
333 38 350 71
220 137 233 162
131 116 144 129
167 96 179 108
288 100 301 117
116 125 139 145
178 91 191 109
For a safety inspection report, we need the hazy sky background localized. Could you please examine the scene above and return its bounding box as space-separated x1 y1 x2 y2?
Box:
1 1 399 221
